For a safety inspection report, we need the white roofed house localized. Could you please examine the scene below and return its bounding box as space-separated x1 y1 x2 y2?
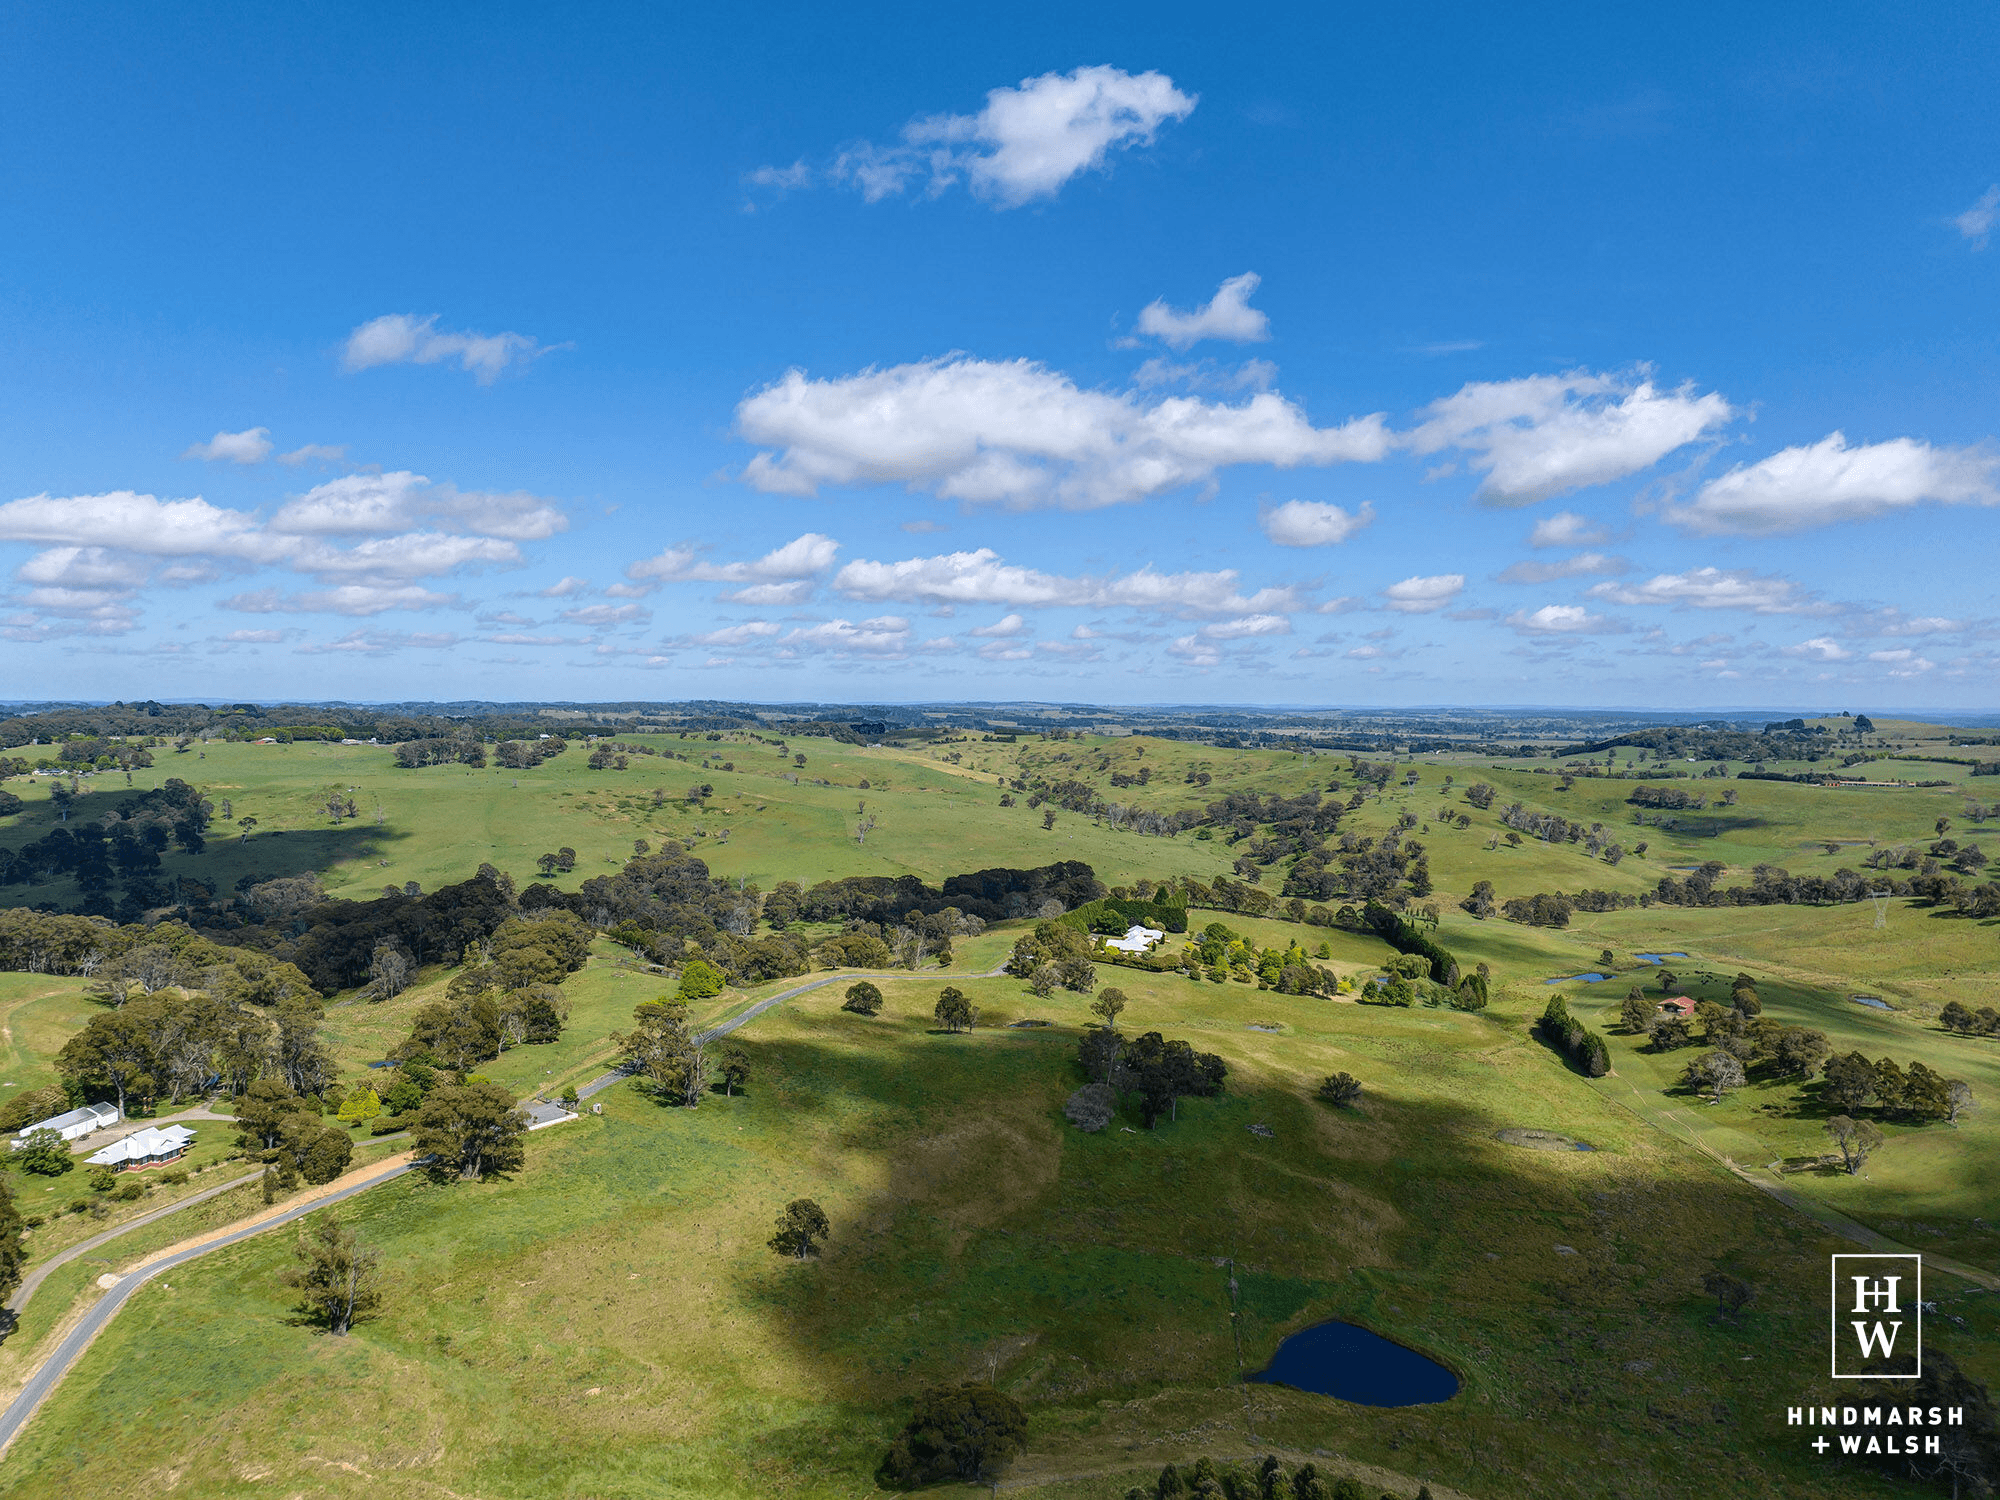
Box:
13 1102 119 1144
86 1124 196 1172
1101 925 1165 955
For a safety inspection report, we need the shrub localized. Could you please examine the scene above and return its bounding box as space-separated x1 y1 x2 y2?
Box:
1063 1083 1115 1132
876 1383 1028 1488
17 1127 74 1177
1317 1072 1363 1108
114 1179 145 1201
160 1169 189 1185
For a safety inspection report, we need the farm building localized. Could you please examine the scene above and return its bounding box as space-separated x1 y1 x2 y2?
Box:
1101 924 1165 955
86 1124 196 1171
13 1102 119 1144
1656 996 1696 1018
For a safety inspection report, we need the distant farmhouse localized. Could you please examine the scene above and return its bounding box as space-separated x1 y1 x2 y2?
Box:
87 1124 196 1172
1101 925 1165 955
13 1102 119 1144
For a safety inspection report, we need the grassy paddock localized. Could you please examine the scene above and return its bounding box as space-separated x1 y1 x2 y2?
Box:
0 963 1946 1500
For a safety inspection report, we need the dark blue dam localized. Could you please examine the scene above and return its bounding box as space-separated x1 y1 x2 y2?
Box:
1248 1320 1460 1406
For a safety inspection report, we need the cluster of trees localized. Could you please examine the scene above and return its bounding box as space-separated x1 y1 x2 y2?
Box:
1004 919 1102 996
392 736 489 768
1627 785 1709 810
1625 975 1837 1080
1556 722 1845 764
493 737 569 770
1070 1023 1227 1128
1941 1001 2000 1037
390 913 589 1070
248 867 524 994
790 861 1104 926
0 778 213 915
1820 1051 1973 1124
1184 921 1340 995
1125 1454 1425 1500
1649 861 1910 911
58 985 337 1115
1537 996 1610 1076
237 1079 357 1185
612 999 747 1107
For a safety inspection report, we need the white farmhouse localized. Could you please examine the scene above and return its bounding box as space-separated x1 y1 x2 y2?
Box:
1101 925 1165 955
86 1124 196 1172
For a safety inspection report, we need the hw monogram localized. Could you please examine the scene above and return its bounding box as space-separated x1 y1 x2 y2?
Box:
1830 1253 1921 1380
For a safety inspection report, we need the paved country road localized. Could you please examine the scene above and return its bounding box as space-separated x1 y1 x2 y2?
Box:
4 1167 266 1316
0 1151 423 1459
0 962 963 1463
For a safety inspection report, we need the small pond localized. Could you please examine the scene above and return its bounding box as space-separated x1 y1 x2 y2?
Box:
1543 972 1609 984
1635 952 1688 964
1850 995 1894 1011
1249 1320 1460 1406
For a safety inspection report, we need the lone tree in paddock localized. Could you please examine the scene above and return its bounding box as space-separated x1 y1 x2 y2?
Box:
841 981 883 1016
1090 987 1128 1029
282 1214 382 1336
1826 1114 1883 1175
1701 1270 1755 1325
934 987 974 1033
769 1198 830 1259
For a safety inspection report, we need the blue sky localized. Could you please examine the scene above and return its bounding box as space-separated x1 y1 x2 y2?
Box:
3 3 1997 709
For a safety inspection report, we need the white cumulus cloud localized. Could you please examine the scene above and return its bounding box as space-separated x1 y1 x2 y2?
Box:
1380 574 1465 613
1136 273 1270 350
271 471 566 541
624 532 840 597
183 427 274 464
1527 510 1613 548
833 547 1304 618
1665 432 2000 535
1783 636 1852 661
737 357 1389 509
342 314 551 384
1588 567 1827 615
1495 552 1628 585
817 66 1196 207
1408 369 1732 504
1504 604 1624 634
1259 499 1374 547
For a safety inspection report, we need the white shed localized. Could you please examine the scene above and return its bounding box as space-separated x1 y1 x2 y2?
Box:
14 1102 120 1144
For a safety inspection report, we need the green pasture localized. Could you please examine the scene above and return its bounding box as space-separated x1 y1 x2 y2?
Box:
0 960 1943 1500
0 975 95 1096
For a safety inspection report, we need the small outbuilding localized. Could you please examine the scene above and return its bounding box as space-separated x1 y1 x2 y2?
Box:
86 1124 196 1171
14 1102 120 1144
1656 996 1696 1018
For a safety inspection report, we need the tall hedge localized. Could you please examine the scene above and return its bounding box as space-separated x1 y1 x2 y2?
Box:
1361 901 1456 982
